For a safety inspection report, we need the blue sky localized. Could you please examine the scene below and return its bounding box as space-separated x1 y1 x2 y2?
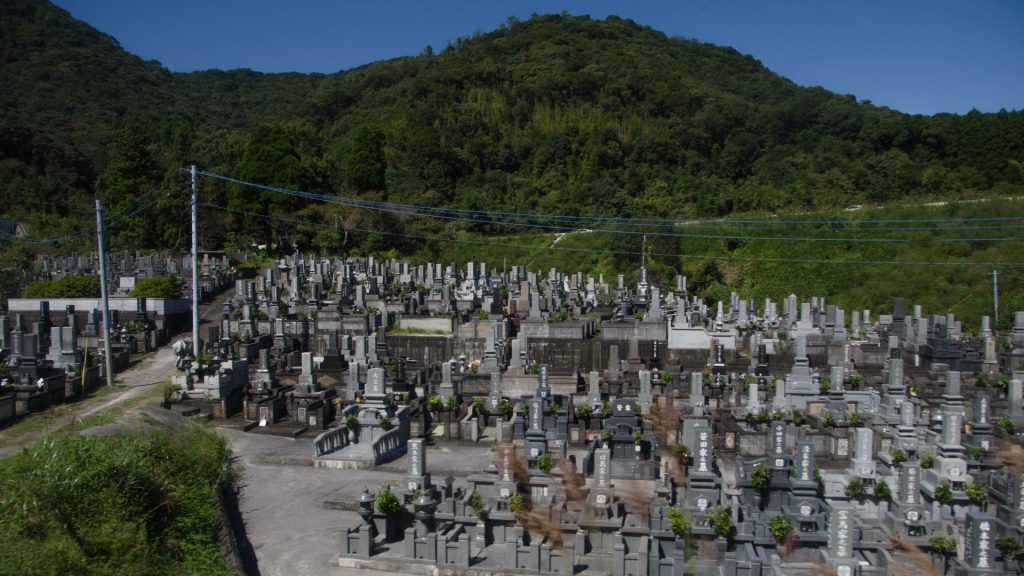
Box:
53 0 1024 116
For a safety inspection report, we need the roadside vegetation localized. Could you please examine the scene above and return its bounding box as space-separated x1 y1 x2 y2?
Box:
0 420 236 576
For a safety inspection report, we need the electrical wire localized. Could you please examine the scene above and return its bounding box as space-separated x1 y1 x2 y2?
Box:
201 201 1024 268
196 171 1024 243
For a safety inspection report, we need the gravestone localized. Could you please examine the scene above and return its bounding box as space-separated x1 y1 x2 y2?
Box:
638 370 652 414
794 441 815 486
588 371 602 408
769 421 787 469
689 372 705 415
296 352 320 394
827 503 858 576
439 360 455 401
346 362 362 401
537 365 550 398
405 438 431 493
850 427 875 478
962 511 996 571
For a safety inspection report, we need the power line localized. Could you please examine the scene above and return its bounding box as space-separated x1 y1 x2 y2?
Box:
196 171 1024 244
201 201 1024 268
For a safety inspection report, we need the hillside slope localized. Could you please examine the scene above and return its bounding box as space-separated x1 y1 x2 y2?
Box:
0 2 1022 322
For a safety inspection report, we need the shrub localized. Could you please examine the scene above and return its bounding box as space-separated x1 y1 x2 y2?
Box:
508 492 525 513
873 478 891 500
920 451 935 469
999 417 1015 434
345 414 359 430
750 463 770 491
601 400 613 418
767 513 793 541
427 395 442 412
965 482 987 506
707 505 732 539
891 447 906 465
674 443 691 466
537 452 554 474
996 535 1024 560
377 416 393 431
848 411 861 427
130 275 185 299
495 399 512 417
845 476 865 498
23 275 100 298
446 395 459 412
934 481 954 506
601 429 613 444
667 507 689 539
575 404 593 421
929 535 955 555
468 491 486 518
375 485 402 515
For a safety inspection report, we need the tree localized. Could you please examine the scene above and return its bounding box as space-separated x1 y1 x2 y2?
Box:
95 122 163 249
767 513 793 541
227 123 318 248
344 125 387 194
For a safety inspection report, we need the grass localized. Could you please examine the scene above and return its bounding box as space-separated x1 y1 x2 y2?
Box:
0 381 169 448
0 384 123 442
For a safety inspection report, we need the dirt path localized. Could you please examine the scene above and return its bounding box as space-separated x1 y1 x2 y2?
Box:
0 344 176 458
0 287 236 458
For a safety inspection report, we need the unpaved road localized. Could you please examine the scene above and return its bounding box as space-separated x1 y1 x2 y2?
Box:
0 287 233 458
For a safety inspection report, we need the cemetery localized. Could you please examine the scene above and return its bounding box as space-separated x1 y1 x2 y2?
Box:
4 251 1024 576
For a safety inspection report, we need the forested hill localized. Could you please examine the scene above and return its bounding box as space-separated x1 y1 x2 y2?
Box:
1 0 1023 257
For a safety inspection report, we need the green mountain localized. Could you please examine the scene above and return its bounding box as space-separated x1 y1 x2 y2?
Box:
1 0 1023 325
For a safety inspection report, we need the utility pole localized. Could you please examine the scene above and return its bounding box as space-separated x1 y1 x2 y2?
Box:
992 270 1000 333
95 200 114 387
191 165 200 362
